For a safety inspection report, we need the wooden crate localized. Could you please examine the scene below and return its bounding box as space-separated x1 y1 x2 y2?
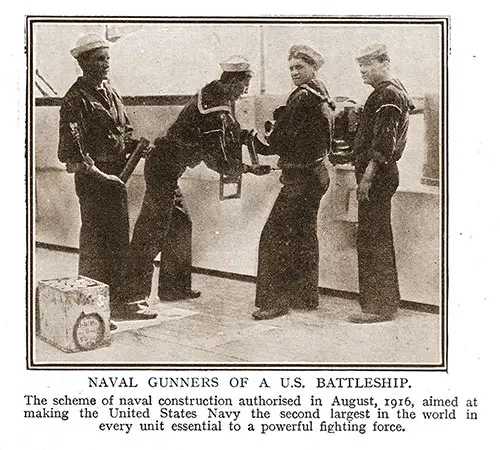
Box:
37 276 111 353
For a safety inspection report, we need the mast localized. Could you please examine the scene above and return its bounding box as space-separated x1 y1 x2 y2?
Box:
260 26 266 95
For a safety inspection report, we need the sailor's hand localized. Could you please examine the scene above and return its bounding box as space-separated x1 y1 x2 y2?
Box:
142 144 154 158
247 164 272 176
105 174 126 189
357 177 372 202
240 129 256 146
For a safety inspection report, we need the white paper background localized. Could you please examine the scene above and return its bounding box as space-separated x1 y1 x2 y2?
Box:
2 2 499 448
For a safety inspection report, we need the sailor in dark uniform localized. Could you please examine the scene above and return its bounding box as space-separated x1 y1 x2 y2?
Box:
58 34 156 323
348 44 415 323
123 56 269 305
251 45 335 320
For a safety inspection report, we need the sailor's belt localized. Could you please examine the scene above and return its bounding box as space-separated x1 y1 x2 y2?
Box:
279 157 326 170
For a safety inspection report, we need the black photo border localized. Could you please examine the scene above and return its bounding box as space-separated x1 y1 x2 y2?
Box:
26 15 449 371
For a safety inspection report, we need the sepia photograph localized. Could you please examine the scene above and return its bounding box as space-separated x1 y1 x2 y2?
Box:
27 16 447 368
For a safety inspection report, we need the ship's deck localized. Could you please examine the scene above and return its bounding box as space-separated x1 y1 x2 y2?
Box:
33 248 442 367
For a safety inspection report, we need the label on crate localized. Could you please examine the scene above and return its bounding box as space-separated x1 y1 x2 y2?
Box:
73 313 106 351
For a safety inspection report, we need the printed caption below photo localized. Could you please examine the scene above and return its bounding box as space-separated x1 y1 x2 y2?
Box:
23 376 481 435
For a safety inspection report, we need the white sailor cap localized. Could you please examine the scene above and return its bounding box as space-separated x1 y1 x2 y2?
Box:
356 44 389 63
289 45 324 70
219 55 251 72
70 34 109 59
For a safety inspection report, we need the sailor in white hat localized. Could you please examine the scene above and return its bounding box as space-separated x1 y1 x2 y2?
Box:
250 44 334 321
69 34 112 89
348 43 415 324
70 33 110 59
218 55 253 101
219 55 252 73
289 44 325 71
356 43 389 64
58 34 157 324
355 43 391 87
120 54 271 307
286 44 327 90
